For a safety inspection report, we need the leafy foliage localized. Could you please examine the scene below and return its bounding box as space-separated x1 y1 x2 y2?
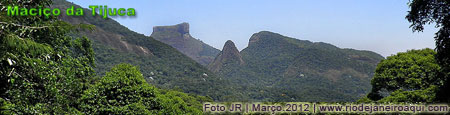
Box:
79 64 202 114
0 0 96 114
406 0 450 102
366 49 441 103
0 0 214 114
378 86 437 103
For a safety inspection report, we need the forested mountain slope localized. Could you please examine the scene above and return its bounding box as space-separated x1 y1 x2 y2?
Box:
52 0 231 100
52 0 384 102
211 31 384 101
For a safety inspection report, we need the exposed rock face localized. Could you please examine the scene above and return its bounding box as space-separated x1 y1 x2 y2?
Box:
208 40 244 72
51 2 150 56
151 23 220 65
153 22 190 37
248 32 262 47
221 40 245 64
56 6 152 56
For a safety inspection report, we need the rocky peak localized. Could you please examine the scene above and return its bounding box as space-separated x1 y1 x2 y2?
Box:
150 23 221 65
208 40 245 72
248 31 281 47
222 40 242 60
152 22 190 38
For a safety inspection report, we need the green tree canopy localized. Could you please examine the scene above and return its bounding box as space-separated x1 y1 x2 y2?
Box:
79 64 202 114
1 0 205 114
367 48 441 103
1 0 95 114
407 0 450 102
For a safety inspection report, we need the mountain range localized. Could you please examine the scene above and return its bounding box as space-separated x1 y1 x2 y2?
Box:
53 0 384 102
217 31 383 101
148 23 384 101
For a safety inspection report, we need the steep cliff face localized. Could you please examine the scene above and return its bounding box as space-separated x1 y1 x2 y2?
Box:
152 22 190 36
208 40 244 72
151 23 220 65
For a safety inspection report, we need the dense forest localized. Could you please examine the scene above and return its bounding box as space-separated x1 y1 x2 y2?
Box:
209 31 384 102
0 0 210 114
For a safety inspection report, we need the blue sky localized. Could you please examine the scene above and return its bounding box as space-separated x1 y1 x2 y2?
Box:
67 0 437 57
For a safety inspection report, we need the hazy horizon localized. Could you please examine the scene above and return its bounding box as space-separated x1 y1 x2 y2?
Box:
67 0 438 57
